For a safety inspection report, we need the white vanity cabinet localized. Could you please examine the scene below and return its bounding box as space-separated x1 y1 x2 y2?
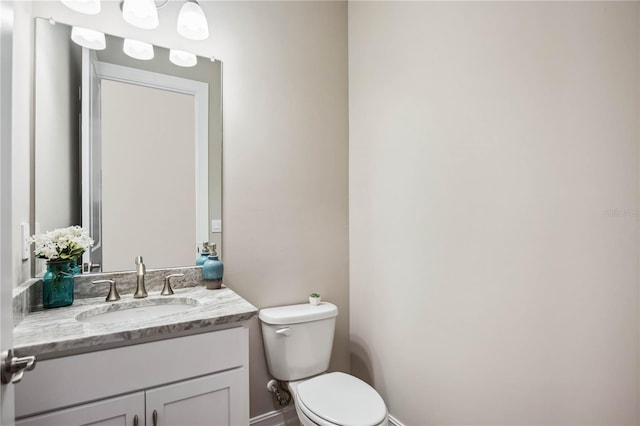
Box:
15 326 249 426
145 369 245 426
16 392 144 426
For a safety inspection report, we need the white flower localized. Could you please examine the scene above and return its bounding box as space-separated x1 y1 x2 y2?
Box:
31 226 94 261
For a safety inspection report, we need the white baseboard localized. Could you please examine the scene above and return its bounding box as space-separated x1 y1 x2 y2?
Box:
250 406 299 426
251 407 403 426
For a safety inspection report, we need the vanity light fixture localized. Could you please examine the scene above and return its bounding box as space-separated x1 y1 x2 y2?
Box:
177 0 209 41
123 39 154 60
71 26 106 50
169 49 197 67
61 0 101 15
122 0 159 30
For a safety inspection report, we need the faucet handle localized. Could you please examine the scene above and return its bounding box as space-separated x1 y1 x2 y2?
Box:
83 262 101 273
92 279 120 302
161 274 185 296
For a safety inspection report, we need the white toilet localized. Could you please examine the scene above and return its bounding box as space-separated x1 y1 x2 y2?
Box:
259 302 388 426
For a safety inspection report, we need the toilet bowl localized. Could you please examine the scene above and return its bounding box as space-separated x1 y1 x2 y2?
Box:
259 302 389 426
289 372 388 426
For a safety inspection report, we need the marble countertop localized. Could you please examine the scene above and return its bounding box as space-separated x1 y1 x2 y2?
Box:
13 286 258 359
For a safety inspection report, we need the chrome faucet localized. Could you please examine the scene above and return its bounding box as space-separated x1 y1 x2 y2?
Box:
133 256 147 298
92 279 120 302
161 273 185 296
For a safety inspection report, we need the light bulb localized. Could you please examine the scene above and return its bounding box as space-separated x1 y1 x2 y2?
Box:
123 39 154 60
177 0 209 41
61 0 101 15
122 0 159 30
71 27 106 50
169 49 197 67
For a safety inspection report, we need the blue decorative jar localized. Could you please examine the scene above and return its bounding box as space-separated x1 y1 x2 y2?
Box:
196 250 210 266
42 260 75 308
202 244 223 290
196 242 210 266
196 252 209 266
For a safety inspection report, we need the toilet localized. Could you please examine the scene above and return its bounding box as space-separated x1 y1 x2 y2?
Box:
259 302 388 426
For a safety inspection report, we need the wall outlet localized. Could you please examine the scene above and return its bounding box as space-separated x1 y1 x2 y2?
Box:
21 222 30 260
211 219 222 233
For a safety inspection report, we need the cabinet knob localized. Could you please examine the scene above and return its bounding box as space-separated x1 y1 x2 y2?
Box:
133 414 139 426
152 409 158 426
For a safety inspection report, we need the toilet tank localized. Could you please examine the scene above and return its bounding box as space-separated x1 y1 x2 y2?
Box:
259 302 338 381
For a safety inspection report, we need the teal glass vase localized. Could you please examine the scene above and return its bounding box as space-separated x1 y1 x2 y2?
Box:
72 258 82 275
43 260 75 308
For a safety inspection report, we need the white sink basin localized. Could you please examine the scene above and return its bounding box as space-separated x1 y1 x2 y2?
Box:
76 298 199 324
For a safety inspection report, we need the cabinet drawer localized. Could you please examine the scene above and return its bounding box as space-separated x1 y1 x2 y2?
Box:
16 326 248 418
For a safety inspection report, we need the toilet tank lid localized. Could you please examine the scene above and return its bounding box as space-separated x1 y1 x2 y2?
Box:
259 302 338 325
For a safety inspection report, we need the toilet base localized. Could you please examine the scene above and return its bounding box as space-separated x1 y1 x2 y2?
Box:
294 404 318 426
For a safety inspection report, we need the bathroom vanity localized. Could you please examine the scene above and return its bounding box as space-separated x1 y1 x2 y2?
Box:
11 270 257 426
15 329 247 426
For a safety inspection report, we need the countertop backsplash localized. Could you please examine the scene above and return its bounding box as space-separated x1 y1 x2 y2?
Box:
13 266 205 326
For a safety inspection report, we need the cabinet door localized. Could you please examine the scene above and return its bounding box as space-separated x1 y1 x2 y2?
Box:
16 392 144 426
145 369 247 426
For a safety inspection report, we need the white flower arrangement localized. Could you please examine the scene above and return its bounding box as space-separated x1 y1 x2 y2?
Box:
31 225 94 262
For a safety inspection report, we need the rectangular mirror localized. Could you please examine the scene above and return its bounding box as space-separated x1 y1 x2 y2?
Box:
34 18 222 274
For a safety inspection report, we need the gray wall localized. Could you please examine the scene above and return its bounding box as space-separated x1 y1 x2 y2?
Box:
349 2 639 424
214 1 349 416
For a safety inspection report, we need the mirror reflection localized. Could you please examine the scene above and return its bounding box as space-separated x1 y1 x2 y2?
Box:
34 18 222 274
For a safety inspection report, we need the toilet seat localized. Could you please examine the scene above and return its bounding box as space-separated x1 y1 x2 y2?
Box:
295 372 387 426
